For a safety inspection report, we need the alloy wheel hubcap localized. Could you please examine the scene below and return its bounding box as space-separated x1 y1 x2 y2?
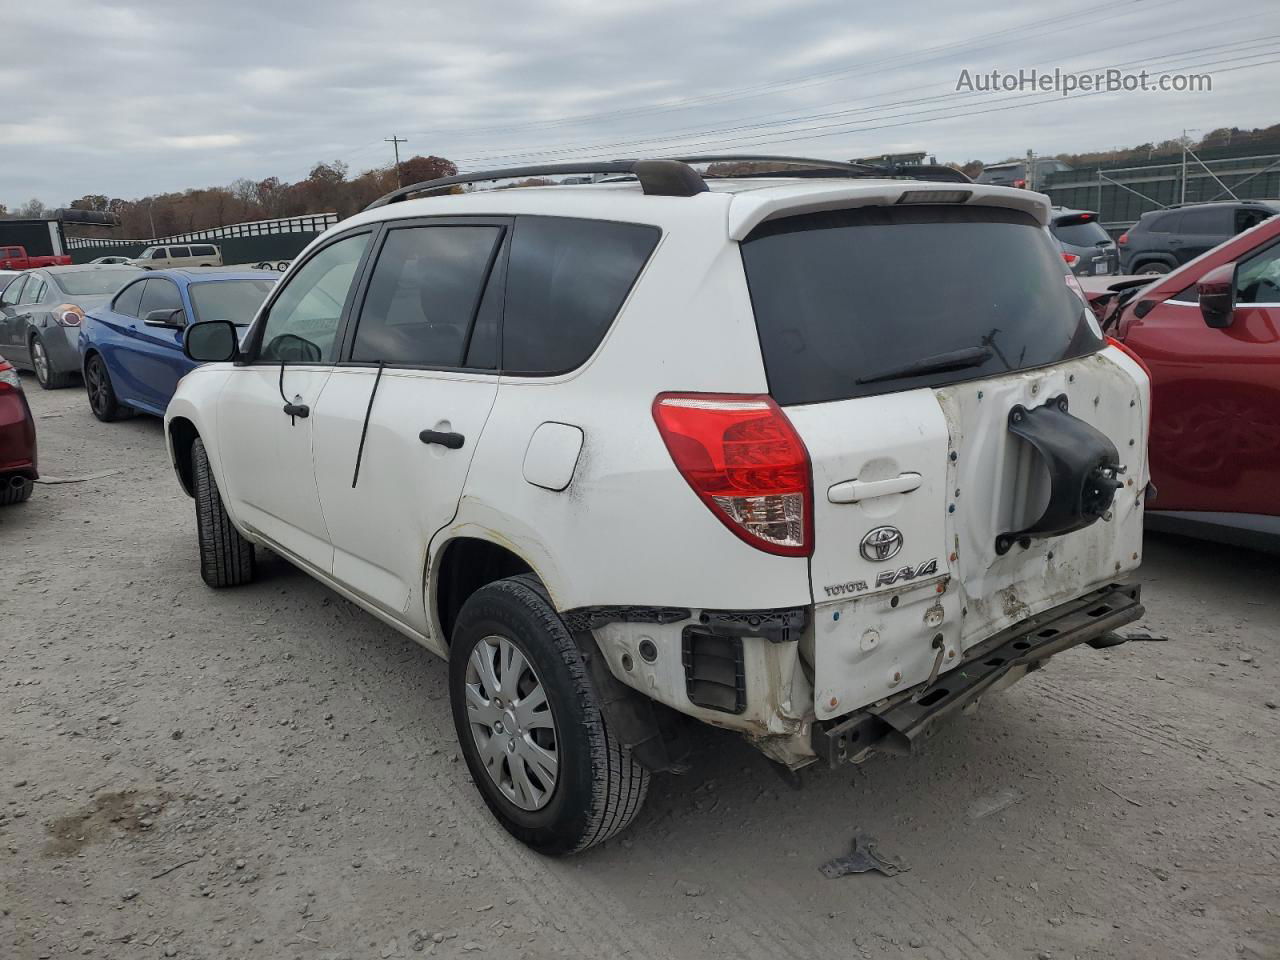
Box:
33 343 48 382
464 635 559 811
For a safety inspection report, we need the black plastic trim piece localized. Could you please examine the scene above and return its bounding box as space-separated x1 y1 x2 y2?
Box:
561 606 692 633
682 628 747 715
814 581 1143 765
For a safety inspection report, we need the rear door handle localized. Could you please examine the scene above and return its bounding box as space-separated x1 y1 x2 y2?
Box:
828 472 922 504
420 429 465 449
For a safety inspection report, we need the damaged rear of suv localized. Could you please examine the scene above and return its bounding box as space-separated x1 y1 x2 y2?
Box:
168 157 1148 854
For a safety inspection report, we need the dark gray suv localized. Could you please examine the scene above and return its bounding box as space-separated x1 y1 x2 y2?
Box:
1050 208 1119 276
1117 200 1277 274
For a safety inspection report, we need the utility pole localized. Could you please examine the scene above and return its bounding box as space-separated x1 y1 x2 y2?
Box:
1180 129 1188 204
1025 148 1036 191
385 136 408 187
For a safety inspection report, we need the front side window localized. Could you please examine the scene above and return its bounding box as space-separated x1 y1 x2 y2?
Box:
501 216 659 374
741 205 1101 405
1235 242 1280 305
257 232 371 363
138 278 184 318
136 247 157 260
113 280 145 317
1235 208 1274 234
352 225 502 367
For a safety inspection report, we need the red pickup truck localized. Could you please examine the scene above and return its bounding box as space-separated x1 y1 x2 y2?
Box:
0 246 72 270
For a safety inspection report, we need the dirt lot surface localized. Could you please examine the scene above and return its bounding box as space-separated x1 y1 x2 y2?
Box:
3 376 1278 960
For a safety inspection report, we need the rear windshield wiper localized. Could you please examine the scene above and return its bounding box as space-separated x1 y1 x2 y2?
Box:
856 346 993 385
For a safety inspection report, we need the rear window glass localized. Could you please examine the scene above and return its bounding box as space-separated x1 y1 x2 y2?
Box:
1052 217 1110 246
58 271 134 296
741 205 1101 406
189 279 276 325
501 216 659 374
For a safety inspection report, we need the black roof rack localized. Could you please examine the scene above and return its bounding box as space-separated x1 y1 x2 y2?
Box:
365 155 971 210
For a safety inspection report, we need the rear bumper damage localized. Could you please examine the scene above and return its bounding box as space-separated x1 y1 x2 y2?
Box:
814 581 1143 766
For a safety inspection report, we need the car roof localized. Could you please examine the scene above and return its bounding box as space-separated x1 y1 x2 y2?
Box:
136 269 278 283
37 264 140 275
333 176 1052 244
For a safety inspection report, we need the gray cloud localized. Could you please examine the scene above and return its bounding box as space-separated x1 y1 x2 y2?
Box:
4 0 1278 208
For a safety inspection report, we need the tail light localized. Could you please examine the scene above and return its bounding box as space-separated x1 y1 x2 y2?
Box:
1117 232 1129 246
0 358 21 390
55 303 84 326
652 393 813 557
1062 253 1080 267
1013 178 1026 188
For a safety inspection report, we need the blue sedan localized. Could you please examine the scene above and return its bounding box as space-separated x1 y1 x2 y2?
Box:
79 270 276 420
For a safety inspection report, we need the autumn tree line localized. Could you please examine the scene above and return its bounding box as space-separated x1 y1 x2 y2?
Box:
0 156 457 239
4 123 1279 240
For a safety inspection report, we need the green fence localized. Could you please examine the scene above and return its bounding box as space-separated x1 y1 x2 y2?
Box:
1042 154 1280 234
66 214 339 265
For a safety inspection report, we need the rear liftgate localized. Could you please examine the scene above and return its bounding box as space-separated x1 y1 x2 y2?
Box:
815 391 1142 766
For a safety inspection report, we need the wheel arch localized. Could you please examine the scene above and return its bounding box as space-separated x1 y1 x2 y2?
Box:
430 535 535 646
168 416 199 497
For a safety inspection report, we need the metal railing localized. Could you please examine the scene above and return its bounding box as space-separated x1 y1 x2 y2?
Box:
65 213 339 249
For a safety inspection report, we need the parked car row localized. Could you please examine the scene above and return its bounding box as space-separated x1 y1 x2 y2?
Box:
1117 199 1277 274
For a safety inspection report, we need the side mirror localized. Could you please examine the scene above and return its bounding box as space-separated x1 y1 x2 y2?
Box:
143 308 187 329
184 319 239 362
1197 263 1237 329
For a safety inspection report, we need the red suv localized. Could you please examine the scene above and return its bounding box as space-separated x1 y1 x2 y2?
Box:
1104 216 1280 551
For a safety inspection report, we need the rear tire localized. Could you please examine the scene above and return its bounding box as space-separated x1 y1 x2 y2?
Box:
31 336 73 389
0 476 33 505
1136 261 1170 275
192 437 255 587
85 354 129 422
449 574 649 855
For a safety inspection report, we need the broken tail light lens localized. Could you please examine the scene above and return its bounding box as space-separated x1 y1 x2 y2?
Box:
652 393 813 557
55 304 84 326
1062 253 1080 267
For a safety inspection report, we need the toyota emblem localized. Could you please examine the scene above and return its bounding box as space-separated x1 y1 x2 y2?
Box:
860 526 904 562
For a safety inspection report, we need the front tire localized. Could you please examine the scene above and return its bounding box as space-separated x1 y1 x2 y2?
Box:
449 575 649 855
192 437 255 587
1136 261 1171 275
31 336 73 389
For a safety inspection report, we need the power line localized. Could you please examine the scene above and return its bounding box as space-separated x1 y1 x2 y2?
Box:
403 0 1184 141
449 36 1280 167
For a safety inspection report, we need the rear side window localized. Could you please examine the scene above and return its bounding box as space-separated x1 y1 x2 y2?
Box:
501 216 659 374
193 245 218 256
113 280 145 317
352 225 502 367
169 246 192 258
1145 212 1180 234
741 205 1101 406
1179 208 1230 234
1052 216 1110 246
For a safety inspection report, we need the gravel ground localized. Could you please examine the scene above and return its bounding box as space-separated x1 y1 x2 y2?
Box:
2 374 1278 960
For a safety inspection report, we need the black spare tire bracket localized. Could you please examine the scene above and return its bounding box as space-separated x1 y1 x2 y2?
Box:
995 394 1124 555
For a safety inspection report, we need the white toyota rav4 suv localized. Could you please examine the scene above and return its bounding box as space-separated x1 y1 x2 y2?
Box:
166 157 1150 854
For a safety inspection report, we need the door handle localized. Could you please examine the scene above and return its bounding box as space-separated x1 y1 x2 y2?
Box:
828 472 922 504
419 429 465 449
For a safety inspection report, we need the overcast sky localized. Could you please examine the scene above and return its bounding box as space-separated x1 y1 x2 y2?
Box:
4 0 1279 209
